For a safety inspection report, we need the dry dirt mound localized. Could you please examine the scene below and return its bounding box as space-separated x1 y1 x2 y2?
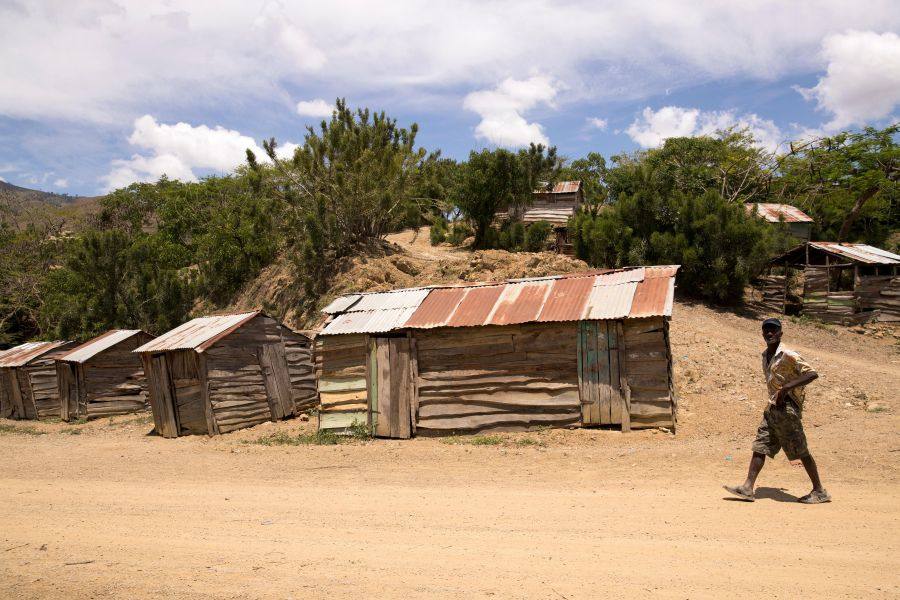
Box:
233 227 589 330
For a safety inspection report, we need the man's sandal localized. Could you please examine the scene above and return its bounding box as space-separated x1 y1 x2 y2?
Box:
723 485 755 501
798 490 832 504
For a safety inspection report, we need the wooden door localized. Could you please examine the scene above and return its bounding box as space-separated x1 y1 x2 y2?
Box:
578 321 625 426
258 343 294 421
57 363 79 421
148 354 178 438
0 369 12 419
369 337 413 439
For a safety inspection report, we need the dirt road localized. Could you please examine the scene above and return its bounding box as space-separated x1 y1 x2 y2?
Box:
2 302 898 599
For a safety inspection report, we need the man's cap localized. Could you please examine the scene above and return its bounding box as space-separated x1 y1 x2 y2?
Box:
762 317 782 329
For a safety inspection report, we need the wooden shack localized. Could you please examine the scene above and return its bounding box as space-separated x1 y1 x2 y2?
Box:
494 181 584 254
761 242 900 322
747 203 814 242
55 329 153 421
0 341 76 420
316 266 679 438
134 311 316 438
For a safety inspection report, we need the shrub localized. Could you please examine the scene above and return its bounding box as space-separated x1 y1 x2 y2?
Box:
524 221 552 251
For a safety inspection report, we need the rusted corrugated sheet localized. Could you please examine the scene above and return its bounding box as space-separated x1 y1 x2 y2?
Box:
486 280 553 326
750 203 813 223
810 242 900 265
59 329 143 364
629 276 674 318
322 294 362 314
134 311 259 353
0 341 71 367
538 276 594 322
445 285 504 327
584 282 638 320
320 266 679 335
404 287 467 329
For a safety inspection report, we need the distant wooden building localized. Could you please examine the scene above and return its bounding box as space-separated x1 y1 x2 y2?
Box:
759 242 900 322
0 341 76 420
56 329 153 421
494 181 584 254
134 312 316 438
316 267 679 438
747 203 814 242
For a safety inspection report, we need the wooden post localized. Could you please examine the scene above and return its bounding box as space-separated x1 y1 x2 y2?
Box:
198 354 219 436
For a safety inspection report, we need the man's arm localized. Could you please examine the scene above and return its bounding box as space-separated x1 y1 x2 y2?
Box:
775 371 818 408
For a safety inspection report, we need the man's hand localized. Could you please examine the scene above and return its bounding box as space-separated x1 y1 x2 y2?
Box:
774 388 788 409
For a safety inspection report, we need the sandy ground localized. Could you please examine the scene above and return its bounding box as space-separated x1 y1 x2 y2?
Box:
2 299 898 599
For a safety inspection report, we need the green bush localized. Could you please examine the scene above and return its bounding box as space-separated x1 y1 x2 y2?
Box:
448 222 473 246
524 221 552 251
430 216 448 245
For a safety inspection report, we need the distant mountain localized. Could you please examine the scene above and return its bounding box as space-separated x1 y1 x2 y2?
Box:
0 180 102 228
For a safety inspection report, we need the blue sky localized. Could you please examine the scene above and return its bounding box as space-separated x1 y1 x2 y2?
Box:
1 1 899 197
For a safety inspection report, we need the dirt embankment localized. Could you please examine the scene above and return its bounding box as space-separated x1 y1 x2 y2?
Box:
2 229 899 599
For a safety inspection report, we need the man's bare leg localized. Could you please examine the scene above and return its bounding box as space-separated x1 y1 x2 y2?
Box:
724 452 766 500
800 453 825 493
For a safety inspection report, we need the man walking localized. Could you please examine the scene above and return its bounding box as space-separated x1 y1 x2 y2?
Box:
725 318 831 504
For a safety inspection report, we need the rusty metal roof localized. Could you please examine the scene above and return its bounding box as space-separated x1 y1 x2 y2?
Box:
535 181 582 194
748 203 813 223
58 329 144 364
319 266 679 335
522 207 575 225
0 341 72 368
809 242 900 265
134 311 260 353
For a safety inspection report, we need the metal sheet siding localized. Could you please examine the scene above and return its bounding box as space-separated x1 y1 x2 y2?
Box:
320 307 418 335
0 341 71 367
58 329 143 363
538 276 595 322
584 282 638 320
486 280 552 326
350 288 430 312
133 312 258 353
322 294 362 314
750 203 813 223
629 277 671 318
446 285 504 327
404 287 467 329
522 207 575 225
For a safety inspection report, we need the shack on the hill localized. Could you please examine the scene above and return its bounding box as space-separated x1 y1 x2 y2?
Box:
494 180 584 254
746 203 814 242
759 242 900 322
316 266 679 438
0 341 76 420
56 329 153 421
134 312 316 438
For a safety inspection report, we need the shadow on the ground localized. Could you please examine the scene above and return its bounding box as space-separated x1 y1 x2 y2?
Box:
723 486 799 503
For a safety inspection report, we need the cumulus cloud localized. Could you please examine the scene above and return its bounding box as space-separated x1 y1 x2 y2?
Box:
587 117 608 130
463 76 557 147
626 106 784 152
296 99 334 118
53 178 68 188
797 30 900 131
4 2 900 124
102 115 297 191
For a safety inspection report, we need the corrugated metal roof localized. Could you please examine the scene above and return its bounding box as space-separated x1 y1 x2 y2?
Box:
809 242 900 265
351 288 431 312
319 266 679 335
748 203 814 223
134 312 259 353
322 294 362 314
522 207 575 225
535 181 582 194
0 341 71 368
58 330 144 364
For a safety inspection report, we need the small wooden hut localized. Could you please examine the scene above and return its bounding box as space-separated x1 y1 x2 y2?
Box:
134 311 316 438
316 266 679 438
761 242 900 322
55 329 153 421
494 181 584 254
0 341 76 420
746 203 814 242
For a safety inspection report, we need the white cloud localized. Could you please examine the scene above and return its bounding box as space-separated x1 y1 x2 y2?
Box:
797 30 900 131
587 117 608 130
53 178 68 188
626 106 784 152
463 76 557 147
0 176 5 182
296 99 334 118
102 115 297 191
3 2 900 124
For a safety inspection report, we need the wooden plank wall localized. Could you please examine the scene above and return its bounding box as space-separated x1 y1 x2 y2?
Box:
24 357 62 419
0 367 11 418
316 334 368 431
857 275 900 321
753 275 786 313
204 316 284 434
280 328 317 413
414 322 581 434
621 317 675 428
802 266 830 319
165 350 207 435
76 335 150 420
